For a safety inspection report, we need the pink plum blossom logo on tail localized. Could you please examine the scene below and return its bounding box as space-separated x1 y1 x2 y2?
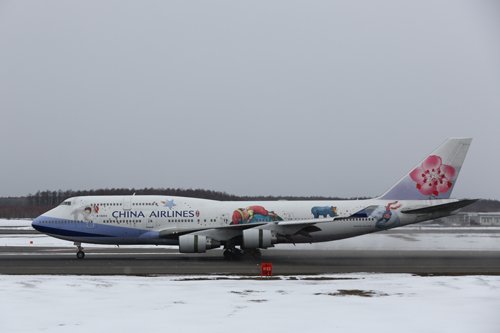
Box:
410 155 456 197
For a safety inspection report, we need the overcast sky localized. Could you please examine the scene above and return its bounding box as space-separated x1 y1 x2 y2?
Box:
1 0 499 199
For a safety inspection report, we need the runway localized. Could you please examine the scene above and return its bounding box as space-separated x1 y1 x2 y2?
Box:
2 224 500 276
1 246 499 275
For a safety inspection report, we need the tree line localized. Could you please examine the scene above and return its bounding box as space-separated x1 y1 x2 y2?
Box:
0 188 498 219
0 188 364 219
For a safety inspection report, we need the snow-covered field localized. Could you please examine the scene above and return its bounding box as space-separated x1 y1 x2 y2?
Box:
0 219 32 230
288 230 500 251
0 274 498 333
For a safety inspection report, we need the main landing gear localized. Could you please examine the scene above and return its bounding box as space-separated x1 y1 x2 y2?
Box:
223 247 242 260
74 242 85 259
223 246 262 260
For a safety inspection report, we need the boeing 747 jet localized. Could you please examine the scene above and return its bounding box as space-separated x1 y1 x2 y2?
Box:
32 138 475 259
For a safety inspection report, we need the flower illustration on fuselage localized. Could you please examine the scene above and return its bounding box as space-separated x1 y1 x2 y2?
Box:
409 155 456 197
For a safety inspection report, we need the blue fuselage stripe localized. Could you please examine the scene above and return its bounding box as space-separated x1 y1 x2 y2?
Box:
32 216 152 239
33 225 111 238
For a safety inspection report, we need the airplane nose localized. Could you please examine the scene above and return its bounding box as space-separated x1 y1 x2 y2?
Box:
31 216 42 232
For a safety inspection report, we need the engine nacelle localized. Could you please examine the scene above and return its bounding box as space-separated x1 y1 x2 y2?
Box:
179 234 220 253
242 229 276 249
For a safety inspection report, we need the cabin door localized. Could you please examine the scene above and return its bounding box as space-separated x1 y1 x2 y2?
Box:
219 213 229 225
122 196 132 211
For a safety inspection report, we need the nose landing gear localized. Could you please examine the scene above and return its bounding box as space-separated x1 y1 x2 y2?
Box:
74 242 85 259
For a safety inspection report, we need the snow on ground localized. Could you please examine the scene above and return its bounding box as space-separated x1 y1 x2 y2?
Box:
285 231 500 251
0 235 176 249
0 218 32 229
0 218 31 225
0 274 498 333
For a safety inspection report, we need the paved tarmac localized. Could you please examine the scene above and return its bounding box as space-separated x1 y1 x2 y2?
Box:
0 246 499 275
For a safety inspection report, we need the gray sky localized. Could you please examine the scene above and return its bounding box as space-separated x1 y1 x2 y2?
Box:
1 0 499 199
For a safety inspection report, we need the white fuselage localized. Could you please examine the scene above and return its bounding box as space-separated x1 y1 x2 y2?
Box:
32 195 454 247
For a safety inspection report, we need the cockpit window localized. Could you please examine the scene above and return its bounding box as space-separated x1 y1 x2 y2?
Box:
60 200 72 206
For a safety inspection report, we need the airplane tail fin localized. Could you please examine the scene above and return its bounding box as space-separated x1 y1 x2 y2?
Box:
378 138 472 200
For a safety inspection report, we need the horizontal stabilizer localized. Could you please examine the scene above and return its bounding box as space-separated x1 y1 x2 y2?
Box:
401 199 477 214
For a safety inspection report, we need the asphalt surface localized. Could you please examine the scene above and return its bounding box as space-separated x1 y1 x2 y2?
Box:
1 227 499 276
1 246 499 275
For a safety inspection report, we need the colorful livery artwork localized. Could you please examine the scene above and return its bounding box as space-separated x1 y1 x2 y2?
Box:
311 206 338 218
231 205 283 224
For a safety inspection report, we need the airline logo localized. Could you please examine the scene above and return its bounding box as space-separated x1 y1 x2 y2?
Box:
111 199 199 219
112 210 199 219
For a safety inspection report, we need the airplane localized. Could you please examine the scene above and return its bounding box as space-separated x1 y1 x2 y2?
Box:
32 138 476 260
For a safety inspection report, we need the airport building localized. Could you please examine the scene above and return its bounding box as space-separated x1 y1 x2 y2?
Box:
432 212 500 227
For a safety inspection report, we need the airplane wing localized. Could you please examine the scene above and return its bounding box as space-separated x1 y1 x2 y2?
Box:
158 217 336 241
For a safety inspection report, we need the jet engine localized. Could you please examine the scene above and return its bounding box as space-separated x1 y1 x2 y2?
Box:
242 229 276 249
179 234 220 253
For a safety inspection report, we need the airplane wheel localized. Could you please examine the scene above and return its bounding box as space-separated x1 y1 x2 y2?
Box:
223 249 233 260
76 251 85 259
246 248 262 259
223 248 243 260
